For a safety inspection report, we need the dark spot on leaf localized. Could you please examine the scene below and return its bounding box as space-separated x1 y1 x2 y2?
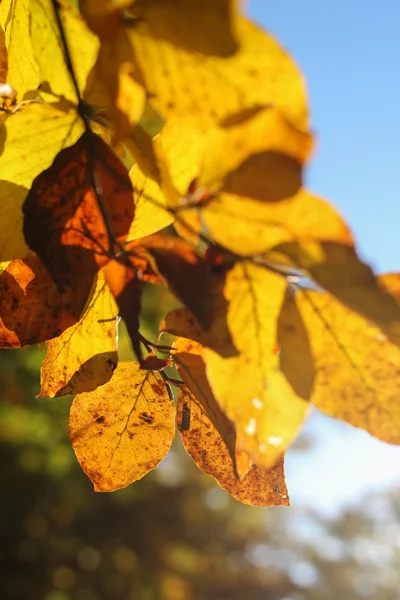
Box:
96 416 105 424
181 402 191 431
139 412 154 424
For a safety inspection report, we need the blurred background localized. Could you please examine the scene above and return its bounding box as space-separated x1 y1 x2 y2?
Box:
2 1 400 599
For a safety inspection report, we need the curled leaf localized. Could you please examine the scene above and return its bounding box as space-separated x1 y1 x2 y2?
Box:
172 337 247 479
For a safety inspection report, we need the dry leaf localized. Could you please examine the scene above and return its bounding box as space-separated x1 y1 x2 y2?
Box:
177 386 289 506
23 132 134 288
0 256 91 347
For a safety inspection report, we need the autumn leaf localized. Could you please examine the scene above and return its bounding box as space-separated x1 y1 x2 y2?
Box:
129 17 308 129
199 105 313 200
127 162 173 241
102 258 143 362
0 0 40 100
291 275 400 444
172 336 247 479
177 387 289 507
273 241 400 347
128 0 238 58
133 234 237 358
88 23 146 139
0 100 83 261
23 131 134 289
163 263 311 468
69 362 175 492
38 271 118 398
0 256 91 347
30 0 99 103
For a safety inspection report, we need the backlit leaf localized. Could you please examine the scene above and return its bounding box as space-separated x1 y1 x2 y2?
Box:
30 0 99 103
69 362 175 491
127 163 173 241
130 17 308 129
0 0 40 99
199 106 313 199
204 263 311 468
89 26 146 138
136 234 237 357
23 132 134 288
177 387 289 506
294 275 400 443
164 262 311 467
128 0 238 58
201 189 353 257
39 271 118 398
274 241 400 347
0 256 91 347
0 100 83 260
172 337 247 479
102 258 143 362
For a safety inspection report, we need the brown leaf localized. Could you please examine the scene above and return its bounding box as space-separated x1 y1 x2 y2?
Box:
137 234 237 356
172 337 247 479
23 132 134 289
0 256 91 347
177 388 289 507
69 362 175 492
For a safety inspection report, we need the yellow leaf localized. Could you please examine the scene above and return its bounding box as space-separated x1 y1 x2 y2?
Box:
30 0 99 103
130 17 308 129
69 362 175 491
127 163 173 241
0 100 83 260
164 263 311 468
89 29 146 138
274 241 400 347
172 337 248 479
128 0 238 57
200 106 313 197
177 386 289 506
294 275 400 443
0 0 40 99
0 25 7 84
202 189 353 258
39 272 118 398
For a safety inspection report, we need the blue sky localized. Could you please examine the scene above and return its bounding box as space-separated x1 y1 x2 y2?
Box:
249 0 400 273
247 0 400 514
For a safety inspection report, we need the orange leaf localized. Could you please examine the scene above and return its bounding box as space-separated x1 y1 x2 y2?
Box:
0 256 91 347
69 362 175 492
132 234 237 357
23 132 134 289
177 387 289 507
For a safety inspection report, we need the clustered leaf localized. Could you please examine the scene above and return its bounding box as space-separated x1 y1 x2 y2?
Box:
0 0 399 506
